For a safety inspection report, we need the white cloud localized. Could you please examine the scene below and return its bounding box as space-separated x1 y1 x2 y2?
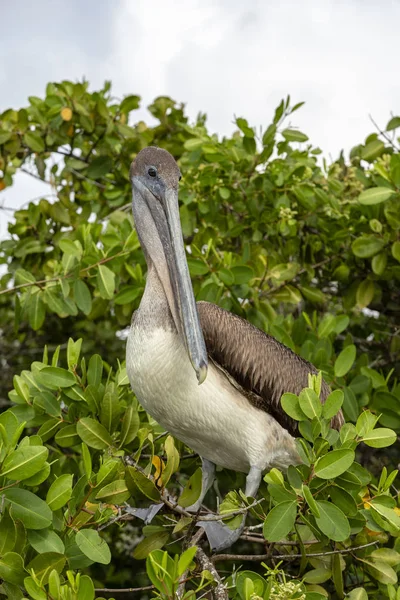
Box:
1 0 399 237
109 0 399 157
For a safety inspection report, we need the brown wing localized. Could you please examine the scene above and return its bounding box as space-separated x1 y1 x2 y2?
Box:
197 301 344 436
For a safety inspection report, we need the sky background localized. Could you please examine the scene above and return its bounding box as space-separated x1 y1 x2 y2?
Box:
1 0 399 238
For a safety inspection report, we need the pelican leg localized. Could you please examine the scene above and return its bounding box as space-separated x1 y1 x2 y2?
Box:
199 466 263 552
185 458 215 512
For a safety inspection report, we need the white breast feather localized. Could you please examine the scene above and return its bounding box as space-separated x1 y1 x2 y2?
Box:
126 327 298 473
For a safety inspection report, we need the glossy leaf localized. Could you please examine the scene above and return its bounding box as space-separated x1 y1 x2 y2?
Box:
75 529 111 564
2 488 52 529
263 501 297 542
314 449 355 479
315 501 350 541
77 417 113 449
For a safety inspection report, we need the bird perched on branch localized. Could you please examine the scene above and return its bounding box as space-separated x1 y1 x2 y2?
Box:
126 146 343 551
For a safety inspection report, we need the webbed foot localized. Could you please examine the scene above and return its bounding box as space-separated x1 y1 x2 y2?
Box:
198 518 244 552
124 502 163 524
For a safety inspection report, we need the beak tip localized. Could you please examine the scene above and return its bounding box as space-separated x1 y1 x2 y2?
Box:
196 360 208 385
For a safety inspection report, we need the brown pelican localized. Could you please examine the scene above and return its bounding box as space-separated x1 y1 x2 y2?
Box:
126 147 343 551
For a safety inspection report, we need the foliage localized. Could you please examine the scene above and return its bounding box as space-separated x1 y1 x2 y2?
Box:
0 80 400 599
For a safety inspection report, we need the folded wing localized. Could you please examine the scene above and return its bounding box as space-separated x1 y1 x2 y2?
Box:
197 301 344 436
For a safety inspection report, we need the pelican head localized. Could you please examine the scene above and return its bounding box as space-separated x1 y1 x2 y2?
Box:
130 147 208 384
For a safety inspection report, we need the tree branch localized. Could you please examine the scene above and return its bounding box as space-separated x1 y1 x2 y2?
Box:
94 585 155 594
196 544 228 600
0 249 130 296
212 541 379 563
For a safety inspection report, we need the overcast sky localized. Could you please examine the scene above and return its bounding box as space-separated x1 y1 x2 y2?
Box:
1 0 399 237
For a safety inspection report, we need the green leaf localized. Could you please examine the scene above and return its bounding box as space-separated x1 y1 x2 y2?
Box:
133 531 170 560
178 467 202 508
302 484 320 518
26 553 66 585
55 424 80 447
126 466 161 502
97 264 115 299
28 529 65 554
0 552 25 585
314 449 355 479
356 279 375 308
355 410 377 437
95 480 130 504
347 588 368 600
77 417 113 449
361 141 385 162
0 509 17 555
24 576 47 600
87 354 103 387
87 156 113 179
24 131 45 152
74 279 92 314
35 366 76 389
352 236 385 258
77 575 95 600
303 568 331 583
24 462 51 486
369 499 400 531
358 187 395 205
161 435 180 486
119 405 140 447
280 393 307 421
184 138 204 151
48 570 61 600
392 241 400 262
75 529 111 564
1 445 48 480
29 293 46 330
298 388 322 419
100 391 120 433
81 442 92 480
2 489 52 529
263 501 297 542
282 129 309 142
363 559 397 584
33 391 61 418
67 337 82 369
362 428 397 448
370 548 400 566
329 486 358 516
334 344 356 377
46 474 73 510
322 390 343 419
231 266 254 284
386 116 400 131
59 238 82 257
314 500 350 541
177 546 198 576
120 95 140 113
114 285 142 305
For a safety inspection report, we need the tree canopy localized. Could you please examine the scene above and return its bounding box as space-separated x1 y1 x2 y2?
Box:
0 80 400 600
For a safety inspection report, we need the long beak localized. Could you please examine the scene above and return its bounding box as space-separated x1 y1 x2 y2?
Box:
132 178 208 384
164 187 208 384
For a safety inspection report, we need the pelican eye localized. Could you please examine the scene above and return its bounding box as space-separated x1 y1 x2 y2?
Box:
148 167 157 178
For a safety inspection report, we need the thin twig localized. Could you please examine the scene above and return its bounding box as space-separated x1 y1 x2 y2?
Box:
94 585 155 594
212 541 379 563
369 114 399 151
196 545 228 600
262 255 337 298
0 249 129 296
20 167 51 184
160 492 264 522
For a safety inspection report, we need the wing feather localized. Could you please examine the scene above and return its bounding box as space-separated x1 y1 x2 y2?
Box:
197 301 344 435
